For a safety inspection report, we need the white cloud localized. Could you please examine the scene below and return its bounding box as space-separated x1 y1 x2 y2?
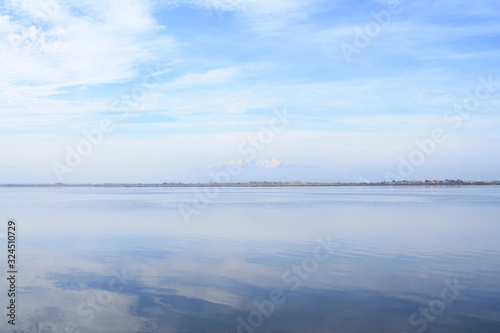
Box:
0 0 178 114
161 64 258 89
158 0 327 32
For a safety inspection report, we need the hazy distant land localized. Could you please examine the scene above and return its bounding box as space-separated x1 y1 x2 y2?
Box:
0 180 499 187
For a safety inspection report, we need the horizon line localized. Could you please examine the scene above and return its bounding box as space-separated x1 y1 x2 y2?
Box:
1 180 500 187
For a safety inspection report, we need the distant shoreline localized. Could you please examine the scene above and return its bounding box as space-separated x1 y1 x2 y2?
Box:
0 180 499 187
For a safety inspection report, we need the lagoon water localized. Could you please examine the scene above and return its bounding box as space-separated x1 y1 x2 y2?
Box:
0 186 499 332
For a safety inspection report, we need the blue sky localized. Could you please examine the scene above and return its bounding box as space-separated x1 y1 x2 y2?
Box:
1 0 499 183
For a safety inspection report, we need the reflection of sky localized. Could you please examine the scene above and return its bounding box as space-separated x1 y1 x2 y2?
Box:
0 187 500 332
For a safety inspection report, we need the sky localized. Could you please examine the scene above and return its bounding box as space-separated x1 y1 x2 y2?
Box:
0 0 499 183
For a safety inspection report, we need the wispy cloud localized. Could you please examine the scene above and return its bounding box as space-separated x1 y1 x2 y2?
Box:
160 63 268 90
1 0 177 104
158 0 328 32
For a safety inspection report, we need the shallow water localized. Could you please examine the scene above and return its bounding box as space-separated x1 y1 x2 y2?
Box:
0 186 499 332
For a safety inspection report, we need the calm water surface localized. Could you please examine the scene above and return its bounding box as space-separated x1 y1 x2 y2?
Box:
0 186 499 332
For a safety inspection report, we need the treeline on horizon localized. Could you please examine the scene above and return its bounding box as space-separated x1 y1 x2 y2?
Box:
1 180 500 187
